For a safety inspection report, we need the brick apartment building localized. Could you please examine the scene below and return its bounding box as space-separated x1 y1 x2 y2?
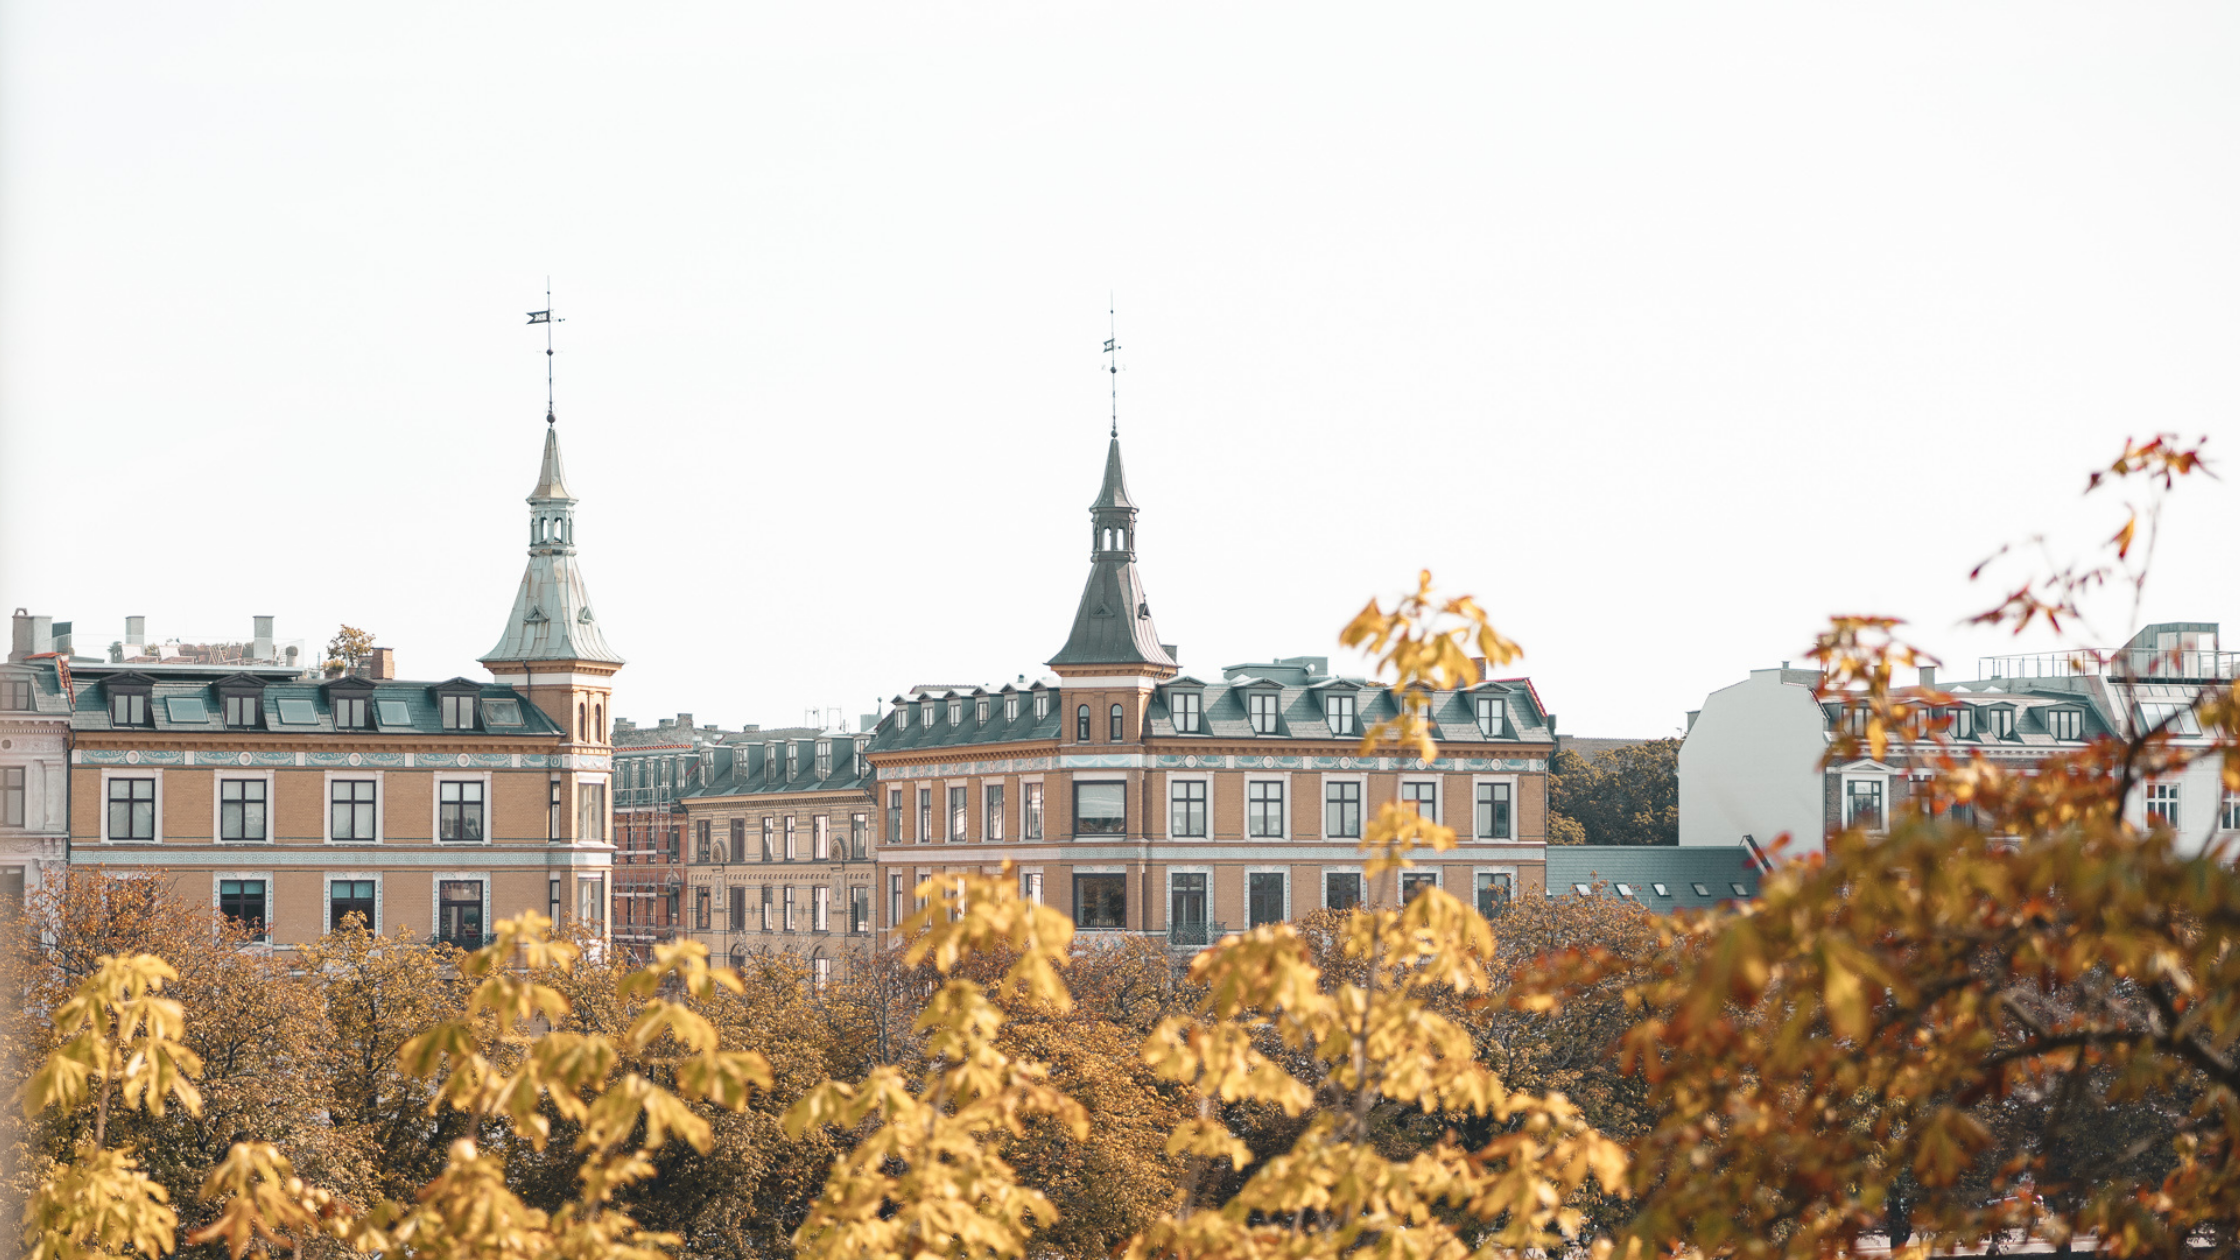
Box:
46 418 621 947
865 433 1556 947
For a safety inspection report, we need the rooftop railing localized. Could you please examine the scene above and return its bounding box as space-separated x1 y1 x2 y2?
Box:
1978 648 2237 683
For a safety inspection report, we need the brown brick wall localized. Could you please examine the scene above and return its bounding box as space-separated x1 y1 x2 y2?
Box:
164 772 212 840
494 772 549 843
273 771 323 842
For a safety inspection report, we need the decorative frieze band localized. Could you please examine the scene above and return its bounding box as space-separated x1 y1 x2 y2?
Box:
894 751 1548 779
75 749 569 769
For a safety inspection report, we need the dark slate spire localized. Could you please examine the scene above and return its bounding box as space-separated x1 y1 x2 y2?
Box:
1049 434 1176 671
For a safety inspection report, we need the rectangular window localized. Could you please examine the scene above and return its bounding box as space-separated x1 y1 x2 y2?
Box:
1035 693 1050 721
439 781 485 842
695 889 710 930
1171 780 1208 838
219 779 267 842
1952 706 1976 739
223 694 259 727
2223 791 2240 832
783 886 797 932
731 818 746 859
2 678 31 710
696 821 712 864
761 885 774 931
1314 783 1361 844
3 767 25 827
1475 871 1512 917
2048 709 2083 740
814 816 829 860
917 789 932 844
440 694 476 729
331 780 375 842
1248 871 1285 926
729 885 746 931
762 817 775 860
813 955 831 991
330 879 377 932
889 873 904 927
850 813 868 859
579 783 606 843
1247 780 1285 838
219 879 267 940
1325 694 1355 737
334 696 367 728
1073 781 1127 836
813 886 829 931
986 784 1006 841
1248 692 1278 735
1074 873 1126 929
815 741 832 779
1169 872 1208 946
1846 779 1885 831
1400 871 1437 903
440 880 484 949
549 779 563 840
1024 782 1044 839
2146 783 2181 830
110 692 147 726
1475 782 1512 840
1990 708 2016 739
949 786 968 840
1325 871 1361 911
850 885 870 933
784 816 798 860
948 699 962 726
107 777 155 841
886 789 902 844
1476 696 1505 737
1020 870 1043 905
976 698 989 724
1400 781 1438 823
1172 690 1202 734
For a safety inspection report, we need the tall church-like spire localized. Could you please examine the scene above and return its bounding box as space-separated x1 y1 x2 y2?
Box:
482 420 624 667
1048 432 1175 672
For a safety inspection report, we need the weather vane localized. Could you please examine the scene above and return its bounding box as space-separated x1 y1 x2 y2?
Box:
526 280 563 424
1103 298 1120 438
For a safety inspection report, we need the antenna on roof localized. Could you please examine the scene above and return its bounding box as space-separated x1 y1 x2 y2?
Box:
1103 296 1120 438
526 279 563 425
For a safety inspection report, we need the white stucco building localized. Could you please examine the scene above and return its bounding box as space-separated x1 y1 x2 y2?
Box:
4 613 75 905
1680 623 2239 861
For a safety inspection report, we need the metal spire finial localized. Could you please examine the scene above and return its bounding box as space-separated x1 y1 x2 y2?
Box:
1103 297 1120 438
526 279 564 424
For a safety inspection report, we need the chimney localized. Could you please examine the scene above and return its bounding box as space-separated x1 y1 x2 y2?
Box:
365 647 396 680
252 615 274 661
126 616 146 651
10 610 46 661
676 713 694 731
1918 665 1938 689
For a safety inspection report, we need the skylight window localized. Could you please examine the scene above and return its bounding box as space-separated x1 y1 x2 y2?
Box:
1650 882 1670 897
1572 883 1591 896
1731 883 1750 897
1615 883 1634 898
481 699 523 726
1691 882 1711 897
376 700 413 726
275 699 319 725
164 696 210 723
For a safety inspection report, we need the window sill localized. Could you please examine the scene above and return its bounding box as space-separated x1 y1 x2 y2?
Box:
217 838 273 845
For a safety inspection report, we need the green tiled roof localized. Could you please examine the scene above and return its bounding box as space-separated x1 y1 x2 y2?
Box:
68 674 562 738
1544 846 1760 910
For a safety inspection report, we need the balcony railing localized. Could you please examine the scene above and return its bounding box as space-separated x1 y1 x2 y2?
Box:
1979 648 2238 683
1165 920 1227 949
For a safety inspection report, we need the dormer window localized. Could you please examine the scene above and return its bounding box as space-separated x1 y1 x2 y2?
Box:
1035 692 1050 721
1842 706 1870 737
976 697 989 723
1476 696 1505 737
111 692 147 725
948 699 962 726
815 741 832 779
333 697 366 728
920 703 935 728
440 694 477 730
1988 708 2015 739
767 744 783 782
1325 694 1356 737
2048 708 2083 740
1950 706 1976 739
1171 690 1202 734
1248 692 1279 735
1005 694 1019 722
786 743 799 781
223 694 260 726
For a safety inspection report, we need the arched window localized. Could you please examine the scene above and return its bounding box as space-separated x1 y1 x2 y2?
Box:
593 703 603 742
577 703 586 741
1109 703 1124 741
1076 705 1091 742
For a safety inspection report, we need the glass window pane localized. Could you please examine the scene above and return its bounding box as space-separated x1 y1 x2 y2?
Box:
1073 782 1127 836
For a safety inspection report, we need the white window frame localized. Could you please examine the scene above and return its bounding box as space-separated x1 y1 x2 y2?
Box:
1322 864 1366 911
813 885 830 931
1167 773 1212 839
1471 774 1518 841
1020 775 1046 841
1006 694 1020 723
948 780 970 841
984 781 1006 842
1399 868 1440 902
1321 773 1367 841
430 870 492 949
1471 865 1520 915
2222 789 2240 833
1842 773 1889 832
212 869 275 942
99 768 163 843
1244 865 1291 927
1017 866 1044 905
813 815 829 860
324 871 383 934
1475 696 1505 738
784 815 798 860
324 771 383 845
1245 777 1289 840
1397 777 1441 826
211 770 277 844
1166 863 1213 936
2145 782 2182 830
432 773 495 846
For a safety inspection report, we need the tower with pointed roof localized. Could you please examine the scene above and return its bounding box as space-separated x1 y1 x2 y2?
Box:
1048 433 1177 752
482 419 625 847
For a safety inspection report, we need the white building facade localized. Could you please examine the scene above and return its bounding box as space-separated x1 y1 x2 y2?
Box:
3 615 75 905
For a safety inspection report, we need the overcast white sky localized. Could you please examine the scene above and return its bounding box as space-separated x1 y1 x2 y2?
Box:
3 5 2235 737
